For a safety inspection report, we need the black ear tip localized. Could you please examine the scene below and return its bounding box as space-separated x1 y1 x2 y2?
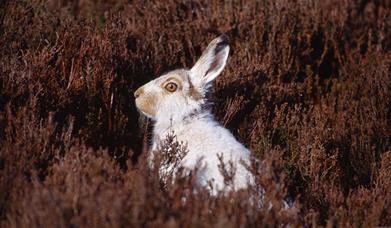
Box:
217 34 229 46
215 34 229 53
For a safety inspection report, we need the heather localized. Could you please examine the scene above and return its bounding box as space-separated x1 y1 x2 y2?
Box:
0 0 390 227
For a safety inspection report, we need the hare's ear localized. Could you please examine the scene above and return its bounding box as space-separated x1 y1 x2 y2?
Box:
190 35 229 88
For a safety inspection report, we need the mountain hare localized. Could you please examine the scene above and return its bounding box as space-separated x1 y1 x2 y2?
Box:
134 35 253 193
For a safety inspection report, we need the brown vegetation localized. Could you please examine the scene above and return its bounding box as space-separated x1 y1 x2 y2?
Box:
0 0 390 226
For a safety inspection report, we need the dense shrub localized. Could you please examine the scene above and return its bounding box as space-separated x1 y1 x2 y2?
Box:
0 0 390 226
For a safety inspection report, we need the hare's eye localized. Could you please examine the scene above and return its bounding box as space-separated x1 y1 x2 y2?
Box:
164 82 178 92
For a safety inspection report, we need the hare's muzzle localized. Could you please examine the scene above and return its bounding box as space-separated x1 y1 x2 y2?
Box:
134 87 144 99
133 86 156 118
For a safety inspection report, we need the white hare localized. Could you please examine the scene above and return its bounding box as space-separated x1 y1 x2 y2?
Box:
134 35 253 193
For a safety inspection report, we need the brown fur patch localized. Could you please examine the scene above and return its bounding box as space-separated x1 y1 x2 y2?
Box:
134 87 144 98
135 93 158 117
188 82 203 101
186 74 203 101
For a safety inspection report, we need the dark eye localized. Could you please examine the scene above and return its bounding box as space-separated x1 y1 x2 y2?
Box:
164 82 178 92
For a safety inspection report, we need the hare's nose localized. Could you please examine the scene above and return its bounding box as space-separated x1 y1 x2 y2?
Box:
134 88 144 98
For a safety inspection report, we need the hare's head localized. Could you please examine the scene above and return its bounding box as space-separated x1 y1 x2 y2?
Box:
134 35 229 122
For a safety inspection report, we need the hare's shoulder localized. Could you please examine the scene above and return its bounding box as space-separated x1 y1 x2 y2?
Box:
178 120 249 156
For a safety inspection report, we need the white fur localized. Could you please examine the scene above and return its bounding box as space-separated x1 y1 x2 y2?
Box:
135 35 253 194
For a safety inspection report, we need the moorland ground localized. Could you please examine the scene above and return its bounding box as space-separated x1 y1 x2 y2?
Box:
0 0 390 227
